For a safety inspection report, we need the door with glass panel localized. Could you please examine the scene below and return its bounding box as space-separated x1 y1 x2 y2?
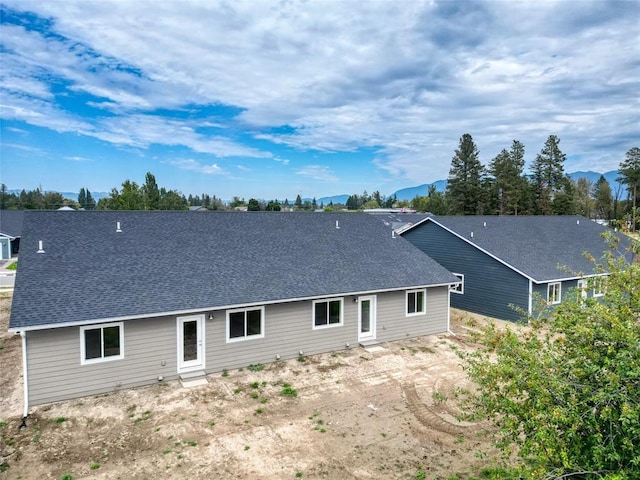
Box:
358 295 376 341
177 315 204 372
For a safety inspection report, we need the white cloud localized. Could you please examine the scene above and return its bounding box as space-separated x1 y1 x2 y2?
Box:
1 0 638 188
296 165 338 182
163 159 225 175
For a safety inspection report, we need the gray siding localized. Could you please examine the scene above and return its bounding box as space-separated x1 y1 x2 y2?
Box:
374 287 449 342
203 287 448 371
25 288 449 405
26 317 177 405
404 223 530 321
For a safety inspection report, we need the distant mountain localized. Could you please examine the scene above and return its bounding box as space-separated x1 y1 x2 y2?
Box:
6 170 627 207
568 170 624 195
7 189 110 201
391 180 447 201
391 171 626 202
317 194 350 205
60 191 109 201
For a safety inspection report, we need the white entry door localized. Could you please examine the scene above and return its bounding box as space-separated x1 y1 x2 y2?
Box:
177 315 205 372
358 295 376 342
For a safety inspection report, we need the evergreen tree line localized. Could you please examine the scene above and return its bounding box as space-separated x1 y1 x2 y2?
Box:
423 136 638 228
2 141 638 226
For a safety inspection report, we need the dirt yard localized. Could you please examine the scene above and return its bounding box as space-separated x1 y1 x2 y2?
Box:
0 292 503 480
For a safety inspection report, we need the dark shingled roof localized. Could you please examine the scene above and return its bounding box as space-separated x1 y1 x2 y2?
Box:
10 211 458 330
0 210 24 237
404 215 633 283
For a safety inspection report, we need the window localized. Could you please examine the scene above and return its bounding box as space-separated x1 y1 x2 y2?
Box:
451 274 464 294
227 307 264 342
406 289 426 316
80 323 124 364
313 298 343 329
547 282 561 305
593 277 605 297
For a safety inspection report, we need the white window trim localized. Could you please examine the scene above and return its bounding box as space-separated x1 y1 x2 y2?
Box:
80 322 124 365
451 274 464 294
312 298 344 330
593 277 605 297
226 306 265 343
406 289 427 317
547 282 562 305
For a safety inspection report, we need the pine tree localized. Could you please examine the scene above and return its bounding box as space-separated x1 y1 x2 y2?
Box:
446 134 484 215
78 188 87 209
531 135 566 215
593 175 613 220
618 147 640 231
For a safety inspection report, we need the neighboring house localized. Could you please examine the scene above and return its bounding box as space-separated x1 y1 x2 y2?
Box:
0 210 23 259
188 206 208 212
9 211 459 412
400 215 633 322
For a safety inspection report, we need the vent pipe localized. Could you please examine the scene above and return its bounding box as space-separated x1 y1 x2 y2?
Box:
37 241 45 254
116 221 122 233
392 230 396 238
470 232 474 238
335 220 340 229
483 221 487 227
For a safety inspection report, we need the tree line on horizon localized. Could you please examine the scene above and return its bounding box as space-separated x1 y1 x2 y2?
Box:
1 136 638 228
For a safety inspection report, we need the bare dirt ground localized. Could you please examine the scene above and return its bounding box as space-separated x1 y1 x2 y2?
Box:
0 293 505 480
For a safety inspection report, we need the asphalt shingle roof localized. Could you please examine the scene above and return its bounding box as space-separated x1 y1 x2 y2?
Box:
409 215 633 283
10 211 458 330
0 210 24 237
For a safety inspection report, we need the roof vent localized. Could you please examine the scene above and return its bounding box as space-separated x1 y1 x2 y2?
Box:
37 240 45 254
335 220 340 229
470 231 474 238
116 221 122 233
392 230 396 239
483 221 487 227
577 219 580 225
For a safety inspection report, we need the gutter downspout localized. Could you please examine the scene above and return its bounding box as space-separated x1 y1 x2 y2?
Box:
528 280 533 323
447 287 456 336
21 331 29 420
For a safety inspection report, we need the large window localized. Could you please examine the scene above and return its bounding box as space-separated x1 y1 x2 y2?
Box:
80 323 124 365
227 307 264 342
547 282 561 305
406 289 426 316
313 298 343 329
451 274 464 294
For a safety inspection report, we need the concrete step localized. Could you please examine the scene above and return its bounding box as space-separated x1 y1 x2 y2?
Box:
180 370 208 388
179 370 206 380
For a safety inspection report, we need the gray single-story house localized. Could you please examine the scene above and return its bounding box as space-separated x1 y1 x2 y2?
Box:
9 211 459 413
399 215 633 322
0 210 23 259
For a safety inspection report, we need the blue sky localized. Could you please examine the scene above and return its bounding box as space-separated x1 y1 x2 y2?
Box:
1 1 638 201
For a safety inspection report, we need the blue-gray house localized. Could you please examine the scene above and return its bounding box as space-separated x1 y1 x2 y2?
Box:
400 215 632 322
9 211 459 412
0 210 23 259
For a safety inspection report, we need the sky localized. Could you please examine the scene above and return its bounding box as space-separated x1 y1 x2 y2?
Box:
1 0 639 201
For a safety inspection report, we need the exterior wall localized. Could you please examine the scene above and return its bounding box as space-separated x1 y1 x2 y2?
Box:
403 223 530 322
0 237 9 260
24 287 449 405
26 316 177 406
531 278 600 318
